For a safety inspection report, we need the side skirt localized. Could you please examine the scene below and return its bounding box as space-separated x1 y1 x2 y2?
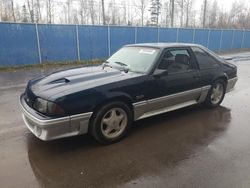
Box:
133 86 211 121
135 100 197 120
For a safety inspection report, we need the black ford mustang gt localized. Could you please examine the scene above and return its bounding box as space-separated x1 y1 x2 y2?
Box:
20 43 237 144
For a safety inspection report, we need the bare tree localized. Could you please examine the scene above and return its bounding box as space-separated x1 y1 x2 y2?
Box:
10 0 16 22
35 0 42 23
66 0 71 24
26 0 34 23
162 1 171 27
88 0 96 25
184 0 193 27
208 0 219 28
177 0 193 27
217 9 228 28
170 0 175 27
1 0 250 29
46 0 53 23
101 0 106 25
190 10 197 27
16 4 22 21
109 0 116 25
122 1 127 25
135 0 148 26
202 0 207 27
79 0 88 24
72 9 79 24
0 0 2 21
0 0 12 21
228 1 247 28
177 0 184 27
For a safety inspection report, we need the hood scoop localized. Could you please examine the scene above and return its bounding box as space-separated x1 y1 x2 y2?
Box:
49 78 70 84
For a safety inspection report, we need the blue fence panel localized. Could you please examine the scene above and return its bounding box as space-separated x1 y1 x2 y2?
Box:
0 23 38 66
159 28 177 42
193 29 209 47
178 28 194 43
242 31 250 48
221 30 233 50
232 30 243 49
137 27 158 43
1 23 250 66
110 26 135 54
208 30 221 50
79 25 109 60
38 24 77 62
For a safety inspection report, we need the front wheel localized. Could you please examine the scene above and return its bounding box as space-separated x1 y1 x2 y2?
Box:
204 79 226 107
90 102 132 144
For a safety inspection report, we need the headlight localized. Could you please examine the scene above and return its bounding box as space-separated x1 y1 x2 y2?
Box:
33 98 65 116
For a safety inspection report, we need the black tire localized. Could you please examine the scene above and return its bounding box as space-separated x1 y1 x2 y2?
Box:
204 79 226 108
90 101 132 144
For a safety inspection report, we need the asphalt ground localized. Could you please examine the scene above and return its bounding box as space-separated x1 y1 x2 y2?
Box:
1 52 250 188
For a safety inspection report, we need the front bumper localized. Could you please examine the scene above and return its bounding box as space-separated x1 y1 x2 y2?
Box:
20 94 93 141
226 77 238 93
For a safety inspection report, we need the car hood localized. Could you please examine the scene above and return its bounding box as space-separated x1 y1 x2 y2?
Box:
29 66 142 100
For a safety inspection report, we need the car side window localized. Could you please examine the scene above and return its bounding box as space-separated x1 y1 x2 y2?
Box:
191 47 220 69
157 49 192 74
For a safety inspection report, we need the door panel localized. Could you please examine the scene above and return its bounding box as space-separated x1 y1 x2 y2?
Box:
145 71 201 112
144 47 202 113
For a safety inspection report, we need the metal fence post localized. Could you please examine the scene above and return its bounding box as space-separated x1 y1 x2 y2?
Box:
134 27 137 43
219 29 223 51
192 28 196 43
157 26 160 43
241 29 245 49
231 29 235 50
207 29 211 48
176 28 179 42
35 23 42 64
108 24 111 56
76 25 80 61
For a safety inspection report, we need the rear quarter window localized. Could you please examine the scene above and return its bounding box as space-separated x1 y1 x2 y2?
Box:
191 47 220 69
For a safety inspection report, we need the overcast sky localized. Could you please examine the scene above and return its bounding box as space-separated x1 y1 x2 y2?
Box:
197 0 249 10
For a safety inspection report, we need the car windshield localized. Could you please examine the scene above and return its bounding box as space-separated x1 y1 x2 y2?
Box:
106 46 160 73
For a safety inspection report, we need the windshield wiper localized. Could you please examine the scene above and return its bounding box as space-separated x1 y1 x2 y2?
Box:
114 62 130 73
114 61 128 67
103 61 130 73
102 61 112 69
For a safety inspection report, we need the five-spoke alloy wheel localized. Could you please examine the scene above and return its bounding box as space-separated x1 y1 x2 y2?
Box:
210 82 224 105
90 101 132 144
204 79 226 107
101 108 128 139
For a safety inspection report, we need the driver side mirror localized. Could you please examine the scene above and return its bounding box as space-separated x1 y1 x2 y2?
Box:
153 69 168 78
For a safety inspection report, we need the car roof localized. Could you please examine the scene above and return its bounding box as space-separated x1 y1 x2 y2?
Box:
125 43 203 49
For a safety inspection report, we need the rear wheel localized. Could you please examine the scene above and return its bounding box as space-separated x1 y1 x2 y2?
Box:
204 79 226 107
90 101 132 144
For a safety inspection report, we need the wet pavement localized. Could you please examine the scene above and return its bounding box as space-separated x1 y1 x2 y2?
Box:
1 53 250 188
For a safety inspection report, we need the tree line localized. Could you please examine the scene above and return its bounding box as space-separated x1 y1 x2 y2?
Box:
0 0 250 29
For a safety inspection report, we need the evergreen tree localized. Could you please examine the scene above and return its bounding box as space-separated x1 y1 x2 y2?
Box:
149 0 162 26
22 5 28 22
